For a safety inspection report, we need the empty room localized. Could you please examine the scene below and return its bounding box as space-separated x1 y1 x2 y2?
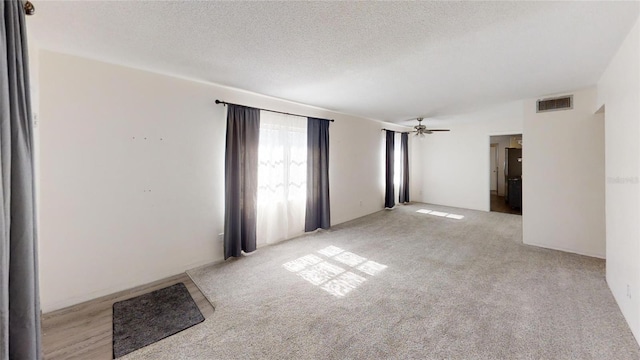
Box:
2 1 640 359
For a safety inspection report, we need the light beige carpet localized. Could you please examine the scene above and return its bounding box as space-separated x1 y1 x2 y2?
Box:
123 203 640 359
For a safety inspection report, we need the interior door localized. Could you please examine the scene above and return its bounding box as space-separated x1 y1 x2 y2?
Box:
490 145 498 191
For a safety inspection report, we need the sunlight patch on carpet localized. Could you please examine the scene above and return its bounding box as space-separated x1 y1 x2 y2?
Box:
317 245 344 257
282 254 323 272
321 272 367 297
333 251 367 267
417 209 465 220
282 246 387 297
357 261 388 276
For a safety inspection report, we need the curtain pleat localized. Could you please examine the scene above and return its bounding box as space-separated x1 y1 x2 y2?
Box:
224 105 260 259
304 118 331 231
1 1 42 358
399 132 409 204
384 130 395 208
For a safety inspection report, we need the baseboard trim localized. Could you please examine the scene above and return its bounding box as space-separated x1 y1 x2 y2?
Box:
523 241 605 259
42 272 186 318
41 258 217 313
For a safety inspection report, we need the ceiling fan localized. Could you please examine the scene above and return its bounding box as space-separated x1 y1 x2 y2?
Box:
412 118 450 136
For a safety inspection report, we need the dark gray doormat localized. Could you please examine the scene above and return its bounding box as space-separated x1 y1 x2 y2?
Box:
112 282 205 358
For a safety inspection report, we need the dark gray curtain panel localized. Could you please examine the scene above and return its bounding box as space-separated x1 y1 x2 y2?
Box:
384 130 395 209
1 1 42 359
305 118 331 232
224 105 260 260
399 132 410 204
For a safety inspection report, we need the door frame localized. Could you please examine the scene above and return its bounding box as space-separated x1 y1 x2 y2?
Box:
490 143 499 193
487 133 523 212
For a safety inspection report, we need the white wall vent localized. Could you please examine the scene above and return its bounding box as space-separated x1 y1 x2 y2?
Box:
536 95 573 113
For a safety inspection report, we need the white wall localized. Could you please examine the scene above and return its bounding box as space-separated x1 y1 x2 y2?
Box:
417 101 524 211
522 86 606 259
37 50 408 312
410 133 424 202
417 86 607 261
597 17 640 344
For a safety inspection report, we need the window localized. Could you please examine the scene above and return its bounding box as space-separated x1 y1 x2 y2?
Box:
256 111 307 245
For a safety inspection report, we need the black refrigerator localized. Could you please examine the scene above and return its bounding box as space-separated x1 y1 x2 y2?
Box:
504 148 522 209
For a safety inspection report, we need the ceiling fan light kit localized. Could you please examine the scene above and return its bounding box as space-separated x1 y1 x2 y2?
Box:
412 117 450 137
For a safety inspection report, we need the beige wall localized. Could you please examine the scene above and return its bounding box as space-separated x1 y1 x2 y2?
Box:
597 16 640 344
417 86 606 260
37 50 409 312
522 86 605 259
416 101 525 211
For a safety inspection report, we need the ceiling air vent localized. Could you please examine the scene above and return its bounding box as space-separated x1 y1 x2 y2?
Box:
537 95 573 113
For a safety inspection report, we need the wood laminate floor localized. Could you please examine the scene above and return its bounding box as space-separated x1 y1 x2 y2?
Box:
41 273 215 360
490 193 522 215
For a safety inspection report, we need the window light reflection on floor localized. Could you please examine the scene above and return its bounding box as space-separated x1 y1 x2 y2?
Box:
282 246 387 297
430 211 448 217
416 209 465 220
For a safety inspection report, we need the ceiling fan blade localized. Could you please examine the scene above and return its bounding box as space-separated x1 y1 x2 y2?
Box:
410 117 450 136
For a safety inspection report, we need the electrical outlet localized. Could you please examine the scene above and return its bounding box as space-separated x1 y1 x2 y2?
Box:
218 233 224 242
627 284 632 299
359 200 363 207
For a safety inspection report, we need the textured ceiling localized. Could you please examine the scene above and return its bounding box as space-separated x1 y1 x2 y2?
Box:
28 1 639 123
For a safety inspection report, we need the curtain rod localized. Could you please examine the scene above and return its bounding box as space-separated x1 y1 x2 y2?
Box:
215 100 334 122
381 129 410 134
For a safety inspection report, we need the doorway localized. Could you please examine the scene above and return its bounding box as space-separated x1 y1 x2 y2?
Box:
489 134 522 215
490 144 498 194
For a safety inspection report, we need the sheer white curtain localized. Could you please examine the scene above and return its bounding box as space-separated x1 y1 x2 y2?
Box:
256 111 307 246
